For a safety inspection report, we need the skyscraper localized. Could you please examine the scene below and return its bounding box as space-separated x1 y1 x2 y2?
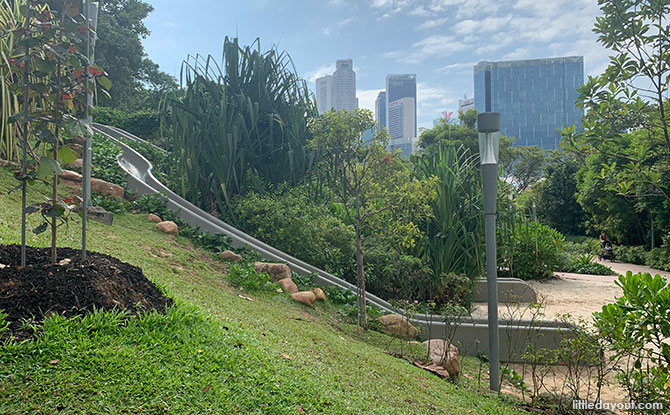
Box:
315 75 333 114
315 59 357 114
385 74 417 138
387 97 416 140
332 59 357 112
473 56 583 149
375 91 386 128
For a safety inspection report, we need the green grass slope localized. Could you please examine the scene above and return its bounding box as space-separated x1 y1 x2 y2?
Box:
0 167 527 414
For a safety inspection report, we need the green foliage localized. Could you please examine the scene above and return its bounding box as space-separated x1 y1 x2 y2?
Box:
431 273 474 309
500 222 565 280
93 107 161 142
0 308 8 335
162 37 316 219
132 193 174 220
90 192 129 214
506 145 546 192
225 263 273 292
323 285 357 305
595 271 670 411
228 188 355 278
561 253 616 275
414 144 484 283
0 0 23 162
534 153 586 236
645 246 670 271
89 133 126 186
614 245 647 265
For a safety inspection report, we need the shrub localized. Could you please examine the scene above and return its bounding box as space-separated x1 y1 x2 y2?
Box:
91 193 130 214
614 245 647 265
501 222 565 280
595 272 670 411
645 247 670 271
431 272 474 309
0 309 8 335
560 254 616 275
324 285 357 305
85 133 126 187
93 107 161 143
230 189 355 278
226 263 273 292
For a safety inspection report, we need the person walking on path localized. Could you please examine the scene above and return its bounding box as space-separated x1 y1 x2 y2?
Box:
599 231 609 248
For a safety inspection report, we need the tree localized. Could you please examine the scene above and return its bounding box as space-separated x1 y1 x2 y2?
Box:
562 0 670 245
459 108 478 129
309 109 434 329
46 0 174 110
507 145 547 192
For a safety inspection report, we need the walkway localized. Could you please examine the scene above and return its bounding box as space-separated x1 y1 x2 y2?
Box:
471 260 669 323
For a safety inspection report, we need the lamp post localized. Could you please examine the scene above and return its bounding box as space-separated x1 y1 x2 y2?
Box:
478 112 500 392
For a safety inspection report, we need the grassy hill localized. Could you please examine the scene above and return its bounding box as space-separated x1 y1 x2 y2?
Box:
0 166 528 414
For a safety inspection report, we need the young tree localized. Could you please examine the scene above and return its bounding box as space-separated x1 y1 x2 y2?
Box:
309 109 434 329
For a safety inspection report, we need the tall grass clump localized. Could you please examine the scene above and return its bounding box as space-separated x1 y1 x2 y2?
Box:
414 145 484 287
160 37 317 218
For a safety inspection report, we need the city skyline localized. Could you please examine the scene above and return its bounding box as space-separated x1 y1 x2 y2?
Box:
142 1 610 131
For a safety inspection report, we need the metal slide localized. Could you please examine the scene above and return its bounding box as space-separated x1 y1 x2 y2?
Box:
93 123 572 362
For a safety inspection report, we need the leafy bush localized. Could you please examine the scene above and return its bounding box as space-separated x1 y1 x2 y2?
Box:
87 134 127 187
645 247 670 271
595 272 670 411
614 245 647 265
500 222 565 280
324 285 357 305
363 243 430 302
431 272 474 309
225 263 273 292
0 309 8 335
561 254 616 275
93 107 161 142
91 193 130 214
230 189 355 278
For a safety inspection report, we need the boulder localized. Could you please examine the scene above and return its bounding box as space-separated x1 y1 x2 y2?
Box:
376 314 419 338
312 287 326 301
147 213 162 223
156 221 179 236
70 135 86 145
220 250 242 262
70 143 83 157
253 262 291 282
59 169 82 182
424 339 460 379
90 178 124 199
291 291 316 307
277 278 299 294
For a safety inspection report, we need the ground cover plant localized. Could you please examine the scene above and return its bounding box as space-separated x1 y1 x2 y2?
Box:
0 165 531 414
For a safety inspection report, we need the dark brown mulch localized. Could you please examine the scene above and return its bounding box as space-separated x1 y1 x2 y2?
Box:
0 244 173 339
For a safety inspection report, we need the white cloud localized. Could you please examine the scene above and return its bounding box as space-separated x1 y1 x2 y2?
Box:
357 88 384 113
386 35 468 63
306 64 333 83
416 17 449 30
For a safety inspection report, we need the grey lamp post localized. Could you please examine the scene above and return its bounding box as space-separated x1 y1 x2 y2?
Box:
478 112 500 392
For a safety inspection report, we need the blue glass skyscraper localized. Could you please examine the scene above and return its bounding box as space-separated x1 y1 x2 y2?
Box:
474 57 584 149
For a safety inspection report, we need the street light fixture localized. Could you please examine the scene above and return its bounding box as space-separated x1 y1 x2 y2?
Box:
478 112 501 392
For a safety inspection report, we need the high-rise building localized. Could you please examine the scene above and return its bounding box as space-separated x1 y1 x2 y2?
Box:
458 96 475 113
315 75 333 114
387 97 416 140
473 56 583 149
332 59 357 111
375 91 386 128
386 74 417 138
314 59 357 114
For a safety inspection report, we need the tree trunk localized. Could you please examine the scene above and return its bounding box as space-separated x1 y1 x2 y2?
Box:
355 211 367 330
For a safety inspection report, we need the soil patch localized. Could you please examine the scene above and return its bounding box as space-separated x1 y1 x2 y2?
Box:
0 245 173 339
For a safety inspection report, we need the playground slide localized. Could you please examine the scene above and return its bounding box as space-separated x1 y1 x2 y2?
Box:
93 123 572 362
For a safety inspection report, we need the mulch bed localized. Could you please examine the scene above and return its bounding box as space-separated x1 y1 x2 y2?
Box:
0 244 173 340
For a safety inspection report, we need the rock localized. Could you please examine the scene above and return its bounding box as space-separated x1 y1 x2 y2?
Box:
71 135 86 145
91 178 124 199
423 339 460 379
59 169 82 182
253 262 291 282
85 205 114 226
277 278 299 294
376 314 419 338
291 291 316 307
219 250 242 262
156 221 179 236
312 287 326 301
70 143 83 157
147 214 162 223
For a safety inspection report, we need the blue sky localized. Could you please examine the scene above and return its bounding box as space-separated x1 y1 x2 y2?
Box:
142 0 610 130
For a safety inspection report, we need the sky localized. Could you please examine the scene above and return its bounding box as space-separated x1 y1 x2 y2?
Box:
142 0 611 131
